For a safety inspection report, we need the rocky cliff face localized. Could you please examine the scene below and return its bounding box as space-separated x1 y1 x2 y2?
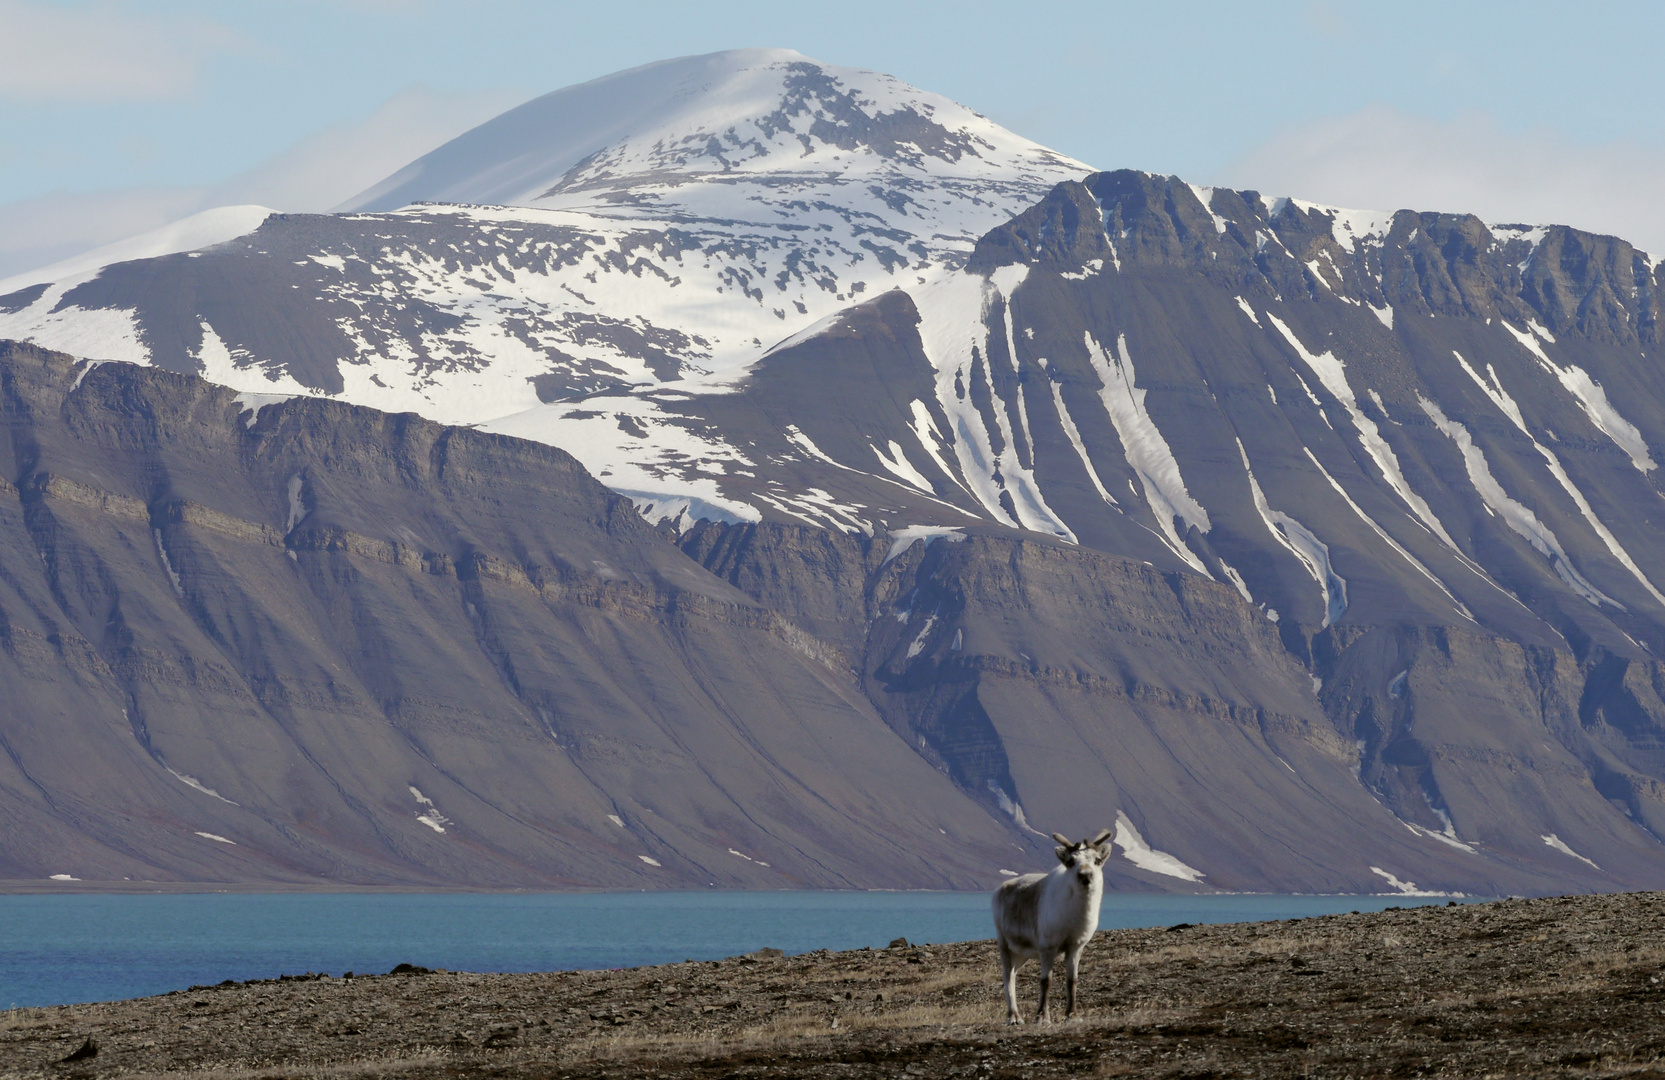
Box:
680 516 1665 895
0 341 1049 889
3 336 1641 894
660 169 1665 893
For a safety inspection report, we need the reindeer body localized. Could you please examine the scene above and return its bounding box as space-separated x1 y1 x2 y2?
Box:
991 830 1110 1023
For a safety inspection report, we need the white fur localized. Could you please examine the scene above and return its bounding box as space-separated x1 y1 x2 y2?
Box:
991 830 1110 1023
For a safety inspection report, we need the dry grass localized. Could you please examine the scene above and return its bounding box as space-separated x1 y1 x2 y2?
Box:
558 966 1011 1066
103 1052 452 1080
0 1007 68 1033
1085 1001 1186 1032
1567 942 1665 973
559 965 1190 1072
1112 931 1330 968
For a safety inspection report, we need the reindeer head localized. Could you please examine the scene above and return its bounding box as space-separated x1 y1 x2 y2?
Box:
1053 830 1113 888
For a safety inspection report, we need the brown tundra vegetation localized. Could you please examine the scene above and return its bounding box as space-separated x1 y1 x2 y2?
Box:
5 891 1665 1079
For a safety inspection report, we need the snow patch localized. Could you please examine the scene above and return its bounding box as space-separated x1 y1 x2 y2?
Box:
1085 331 1210 573
987 781 1043 834
1268 313 1458 551
883 525 965 565
285 475 306 534
0 304 148 365
1500 321 1655 473
1302 448 1474 621
1542 833 1599 869
409 786 451 833
638 855 662 867
1238 439 1346 625
906 614 939 659
1287 200 1395 249
1217 558 1254 604
913 266 1076 540
195 832 236 845
871 440 933 492
626 491 757 530
69 359 109 391
1452 351 1665 609
484 399 763 526
167 766 237 805
1368 866 1457 897
1419 397 1618 609
1188 184 1228 235
194 321 317 401
1040 358 1117 506
906 399 964 493
1113 811 1204 882
1402 821 1475 854
233 392 297 428
153 530 184 598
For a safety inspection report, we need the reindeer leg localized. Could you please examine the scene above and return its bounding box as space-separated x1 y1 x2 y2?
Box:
999 943 1023 1025
1064 944 1083 1018
1035 952 1053 1024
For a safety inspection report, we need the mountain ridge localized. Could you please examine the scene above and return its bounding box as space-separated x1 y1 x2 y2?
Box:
4 51 1665 893
0 338 1629 895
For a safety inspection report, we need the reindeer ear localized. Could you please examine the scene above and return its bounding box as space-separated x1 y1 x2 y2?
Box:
1051 832 1071 846
1091 828 1112 845
1055 846 1071 865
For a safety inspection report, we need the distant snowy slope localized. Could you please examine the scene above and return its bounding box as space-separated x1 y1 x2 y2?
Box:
0 204 274 297
0 49 1090 523
341 48 1083 218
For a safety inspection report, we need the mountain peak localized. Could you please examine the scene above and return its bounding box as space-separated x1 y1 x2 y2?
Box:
340 48 1082 214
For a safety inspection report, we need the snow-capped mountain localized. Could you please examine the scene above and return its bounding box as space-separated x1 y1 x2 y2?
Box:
0 49 1086 520
6 49 1665 894
341 48 1081 223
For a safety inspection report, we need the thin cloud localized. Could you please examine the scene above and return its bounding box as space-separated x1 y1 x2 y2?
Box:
220 85 528 212
0 84 523 280
0 0 242 102
1213 103 1665 257
0 187 206 280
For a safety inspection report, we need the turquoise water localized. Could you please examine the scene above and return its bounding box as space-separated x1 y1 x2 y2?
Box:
0 891 1472 1008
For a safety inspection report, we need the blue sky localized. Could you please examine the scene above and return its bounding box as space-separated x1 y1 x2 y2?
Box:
3 0 1663 275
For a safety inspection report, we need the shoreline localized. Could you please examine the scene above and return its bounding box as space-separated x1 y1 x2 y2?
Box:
0 879 1500 898
3 891 1657 1078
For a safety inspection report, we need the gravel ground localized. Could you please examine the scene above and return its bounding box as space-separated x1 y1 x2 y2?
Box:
5 891 1665 1078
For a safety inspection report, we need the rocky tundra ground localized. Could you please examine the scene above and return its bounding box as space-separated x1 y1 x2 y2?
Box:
5 891 1665 1078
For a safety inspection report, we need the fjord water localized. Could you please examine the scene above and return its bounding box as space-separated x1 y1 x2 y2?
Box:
0 892 1470 1008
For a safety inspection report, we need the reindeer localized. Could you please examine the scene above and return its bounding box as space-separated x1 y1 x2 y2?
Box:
991 829 1112 1023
